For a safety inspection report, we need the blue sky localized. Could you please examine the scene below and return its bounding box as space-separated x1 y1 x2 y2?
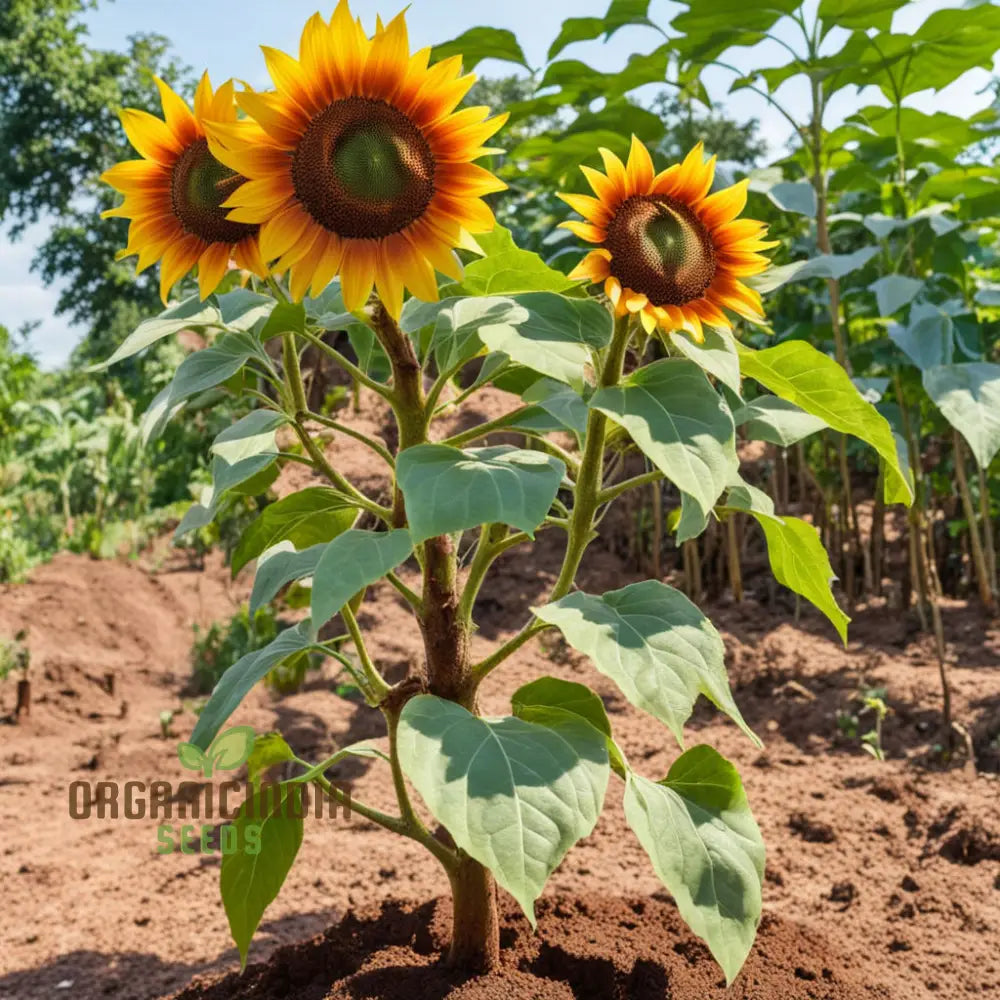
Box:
5 0 997 367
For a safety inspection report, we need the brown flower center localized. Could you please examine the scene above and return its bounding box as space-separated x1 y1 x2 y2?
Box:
292 97 435 240
170 138 258 244
604 194 716 307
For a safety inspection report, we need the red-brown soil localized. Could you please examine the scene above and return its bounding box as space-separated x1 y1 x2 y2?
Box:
2 390 1000 1000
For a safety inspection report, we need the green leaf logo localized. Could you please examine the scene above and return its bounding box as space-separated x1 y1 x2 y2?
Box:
177 725 256 778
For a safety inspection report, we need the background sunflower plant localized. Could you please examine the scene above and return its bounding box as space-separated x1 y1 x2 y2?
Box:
95 0 915 984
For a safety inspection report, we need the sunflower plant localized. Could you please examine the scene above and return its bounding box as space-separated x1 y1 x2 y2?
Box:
98 1 912 982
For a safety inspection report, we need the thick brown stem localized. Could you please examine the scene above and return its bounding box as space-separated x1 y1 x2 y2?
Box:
447 855 500 972
421 534 473 707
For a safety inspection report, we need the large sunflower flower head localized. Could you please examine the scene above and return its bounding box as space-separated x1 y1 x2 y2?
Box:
559 137 776 342
204 1 509 315
102 73 267 303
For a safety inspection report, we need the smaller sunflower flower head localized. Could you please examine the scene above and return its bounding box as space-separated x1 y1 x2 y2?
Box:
559 136 776 342
203 0 509 315
102 73 267 303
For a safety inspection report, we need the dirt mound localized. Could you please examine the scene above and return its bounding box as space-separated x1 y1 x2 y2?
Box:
171 895 884 1000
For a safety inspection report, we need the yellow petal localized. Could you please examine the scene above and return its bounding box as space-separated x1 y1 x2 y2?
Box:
625 134 654 193
120 108 182 165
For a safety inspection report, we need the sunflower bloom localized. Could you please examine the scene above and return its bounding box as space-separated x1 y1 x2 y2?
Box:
205 1 508 314
102 74 266 303
559 137 776 341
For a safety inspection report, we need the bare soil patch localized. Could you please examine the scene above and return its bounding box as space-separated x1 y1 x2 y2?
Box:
2 397 999 999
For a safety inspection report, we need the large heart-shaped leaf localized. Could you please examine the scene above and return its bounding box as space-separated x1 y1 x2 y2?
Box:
738 341 912 505
311 529 414 627
624 745 765 985
395 444 565 544
668 327 742 395
734 396 828 446
397 695 609 923
478 292 612 390
590 359 737 529
533 580 756 746
923 362 1000 468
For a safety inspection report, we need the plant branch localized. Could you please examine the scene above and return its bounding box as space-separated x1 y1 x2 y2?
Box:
340 602 391 704
303 410 395 466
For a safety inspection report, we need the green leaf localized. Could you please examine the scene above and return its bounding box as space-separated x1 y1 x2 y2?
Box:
174 452 280 540
478 293 612 390
221 782 304 968
401 296 525 371
232 487 357 576
668 327 741 395
547 16 604 60
432 27 530 71
396 444 565 544
888 304 953 371
624 746 764 985
190 621 315 750
533 580 756 747
449 227 575 296
547 1 654 59
246 732 296 785
590 359 737 531
311 529 414 628
748 247 877 294
250 543 325 616
94 294 221 370
818 0 905 31
766 181 817 218
738 341 913 505
397 694 609 923
870 275 923 317
209 725 256 772
670 0 801 64
216 289 276 332
734 396 828 446
522 378 589 438
922 363 1000 469
512 675 628 777
211 410 286 465
166 331 270 405
259 300 306 340
724 483 850 643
